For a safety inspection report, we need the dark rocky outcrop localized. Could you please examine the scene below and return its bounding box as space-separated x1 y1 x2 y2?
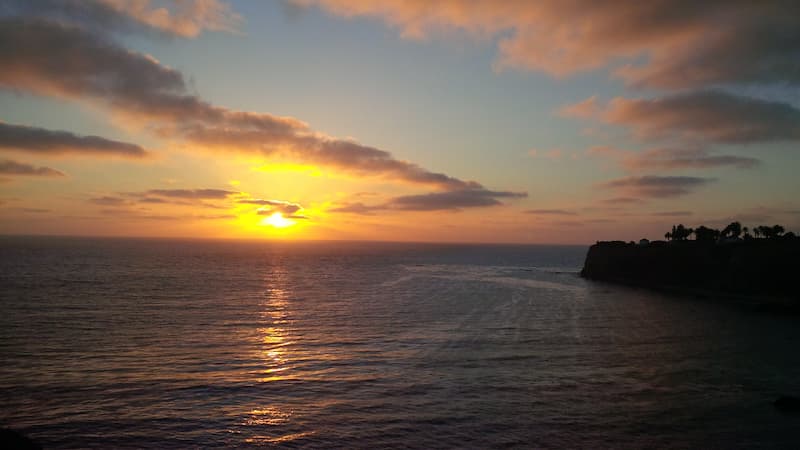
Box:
774 395 800 414
0 429 41 450
581 239 800 306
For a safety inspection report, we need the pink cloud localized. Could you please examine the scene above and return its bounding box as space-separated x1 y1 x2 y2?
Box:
297 1 800 88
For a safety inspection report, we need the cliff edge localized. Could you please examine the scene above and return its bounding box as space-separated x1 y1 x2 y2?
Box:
581 239 800 305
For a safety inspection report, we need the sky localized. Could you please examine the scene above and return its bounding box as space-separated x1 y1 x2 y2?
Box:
1 0 799 244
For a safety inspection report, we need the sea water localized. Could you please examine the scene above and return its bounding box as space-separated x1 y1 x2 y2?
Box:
1 237 798 448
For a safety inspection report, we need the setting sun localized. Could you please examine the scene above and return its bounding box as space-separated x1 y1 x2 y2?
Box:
261 212 295 228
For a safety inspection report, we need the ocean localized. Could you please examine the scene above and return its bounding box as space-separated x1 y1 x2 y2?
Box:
1 236 798 448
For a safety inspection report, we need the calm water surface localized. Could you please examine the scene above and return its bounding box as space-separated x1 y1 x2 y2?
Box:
1 237 799 448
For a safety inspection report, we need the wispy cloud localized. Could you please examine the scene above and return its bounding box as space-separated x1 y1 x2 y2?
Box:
0 121 149 158
0 159 64 177
588 146 760 171
143 189 237 199
88 195 131 206
651 211 693 217
90 189 238 209
524 209 577 216
239 199 307 219
600 175 715 198
601 197 644 205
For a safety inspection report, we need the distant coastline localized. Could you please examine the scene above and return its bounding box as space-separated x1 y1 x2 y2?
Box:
581 222 800 312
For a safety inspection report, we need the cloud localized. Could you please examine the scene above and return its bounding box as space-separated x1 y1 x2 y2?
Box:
297 1 800 88
389 189 526 211
244 199 305 216
605 91 800 144
0 0 242 37
144 189 237 199
600 175 715 198
651 211 693 217
524 209 576 216
0 121 149 158
98 208 235 221
332 188 527 214
0 158 64 177
329 202 378 215
558 96 598 118
0 17 494 192
89 195 131 206
588 145 760 171
601 197 644 205
570 91 800 144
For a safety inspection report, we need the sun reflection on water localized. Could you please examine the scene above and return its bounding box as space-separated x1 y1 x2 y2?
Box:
256 285 294 383
237 266 311 444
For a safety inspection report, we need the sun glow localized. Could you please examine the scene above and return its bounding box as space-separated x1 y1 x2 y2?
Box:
261 212 295 228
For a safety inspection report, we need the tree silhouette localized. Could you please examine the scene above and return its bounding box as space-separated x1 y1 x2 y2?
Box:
721 221 742 239
694 225 720 243
662 222 792 243
671 224 693 240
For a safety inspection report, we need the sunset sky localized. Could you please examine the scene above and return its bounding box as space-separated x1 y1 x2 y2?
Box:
1 0 798 243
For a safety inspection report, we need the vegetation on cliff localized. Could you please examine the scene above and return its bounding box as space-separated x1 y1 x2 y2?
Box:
581 222 799 304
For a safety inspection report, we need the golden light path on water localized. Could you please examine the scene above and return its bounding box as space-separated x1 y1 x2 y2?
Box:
242 262 318 445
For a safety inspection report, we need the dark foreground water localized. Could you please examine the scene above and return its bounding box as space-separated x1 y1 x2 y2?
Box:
1 237 799 448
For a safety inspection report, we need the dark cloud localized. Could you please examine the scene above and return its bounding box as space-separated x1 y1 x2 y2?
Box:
249 199 305 216
601 197 644 205
389 189 526 211
588 145 760 170
576 91 800 144
0 158 64 177
601 175 715 198
524 209 577 216
332 188 526 214
0 17 497 192
0 121 148 158
651 211 693 217
144 189 237 199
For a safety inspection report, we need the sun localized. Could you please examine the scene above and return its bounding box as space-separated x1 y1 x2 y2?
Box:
261 212 295 228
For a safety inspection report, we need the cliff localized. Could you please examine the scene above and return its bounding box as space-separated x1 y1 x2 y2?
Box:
581 239 800 305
